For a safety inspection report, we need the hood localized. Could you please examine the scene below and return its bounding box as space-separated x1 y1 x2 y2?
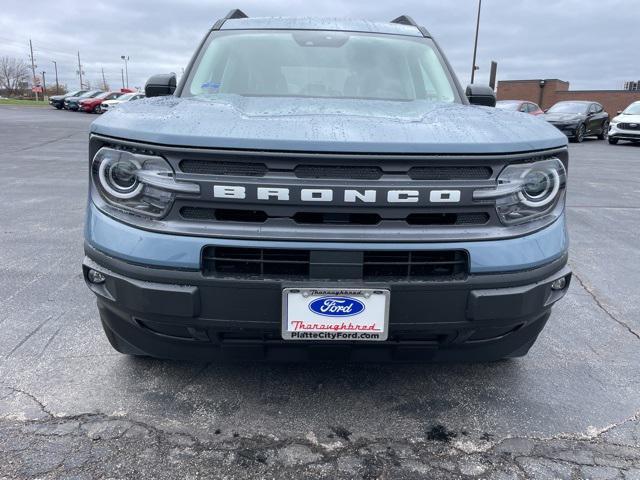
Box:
613 113 640 124
50 94 65 101
91 95 567 154
66 96 83 102
102 99 123 106
543 112 585 123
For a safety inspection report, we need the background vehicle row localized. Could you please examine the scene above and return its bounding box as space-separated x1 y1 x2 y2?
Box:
48 89 145 113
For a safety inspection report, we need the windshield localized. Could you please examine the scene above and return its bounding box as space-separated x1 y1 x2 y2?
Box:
185 30 457 102
548 102 588 114
495 101 521 111
117 93 135 101
623 103 640 115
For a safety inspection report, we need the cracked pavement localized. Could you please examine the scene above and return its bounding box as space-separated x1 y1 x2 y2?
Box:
0 107 639 479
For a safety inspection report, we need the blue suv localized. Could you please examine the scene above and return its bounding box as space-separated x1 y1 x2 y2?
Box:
83 10 571 362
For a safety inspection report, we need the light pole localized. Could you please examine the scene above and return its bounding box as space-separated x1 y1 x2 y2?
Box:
41 71 47 100
470 0 482 84
52 60 59 94
121 55 129 89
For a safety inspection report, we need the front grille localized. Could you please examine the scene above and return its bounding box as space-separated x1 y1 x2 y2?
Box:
363 251 467 280
181 207 489 226
93 135 567 241
618 123 640 131
179 158 492 181
203 247 310 279
180 207 268 223
408 166 492 180
180 159 268 176
202 246 468 281
295 165 383 180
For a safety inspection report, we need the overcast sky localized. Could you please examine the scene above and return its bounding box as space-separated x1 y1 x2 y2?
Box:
1 0 638 92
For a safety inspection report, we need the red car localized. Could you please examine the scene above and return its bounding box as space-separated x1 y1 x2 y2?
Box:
79 91 124 113
496 100 544 115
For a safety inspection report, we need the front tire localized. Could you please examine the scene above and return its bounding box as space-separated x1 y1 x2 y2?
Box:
598 122 609 140
93 104 102 114
572 124 586 143
608 137 619 145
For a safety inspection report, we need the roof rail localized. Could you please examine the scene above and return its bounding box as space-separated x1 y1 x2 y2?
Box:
212 9 248 30
390 14 431 38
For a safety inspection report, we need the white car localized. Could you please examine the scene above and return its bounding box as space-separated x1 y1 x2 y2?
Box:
609 101 640 145
99 92 145 113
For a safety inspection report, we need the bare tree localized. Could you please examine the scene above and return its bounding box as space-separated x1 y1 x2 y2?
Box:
0 56 30 97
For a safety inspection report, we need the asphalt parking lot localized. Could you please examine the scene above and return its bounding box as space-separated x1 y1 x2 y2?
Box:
0 106 639 479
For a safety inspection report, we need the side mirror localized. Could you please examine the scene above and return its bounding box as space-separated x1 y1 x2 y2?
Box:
145 73 177 97
465 84 496 107
617 110 623 115
544 108 549 113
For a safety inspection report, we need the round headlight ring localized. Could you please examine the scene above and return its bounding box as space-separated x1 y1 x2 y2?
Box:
517 167 560 208
98 155 143 199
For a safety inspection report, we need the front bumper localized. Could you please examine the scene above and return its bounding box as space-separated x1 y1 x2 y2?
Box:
609 124 640 141
83 204 571 361
549 123 579 138
84 246 570 362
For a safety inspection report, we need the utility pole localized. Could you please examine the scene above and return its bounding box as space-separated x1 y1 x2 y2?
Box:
121 68 125 89
41 71 47 100
77 51 84 89
52 60 59 94
121 55 129 88
101 67 107 90
29 39 38 101
470 0 482 84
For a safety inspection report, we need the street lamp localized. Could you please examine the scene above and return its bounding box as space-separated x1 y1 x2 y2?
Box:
470 0 482 84
121 55 129 89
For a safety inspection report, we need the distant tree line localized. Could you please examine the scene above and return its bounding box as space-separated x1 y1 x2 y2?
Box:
0 56 68 98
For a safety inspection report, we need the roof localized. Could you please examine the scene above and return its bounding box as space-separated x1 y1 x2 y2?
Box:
220 17 423 37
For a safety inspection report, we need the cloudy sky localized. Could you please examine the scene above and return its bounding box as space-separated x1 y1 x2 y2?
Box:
1 0 638 92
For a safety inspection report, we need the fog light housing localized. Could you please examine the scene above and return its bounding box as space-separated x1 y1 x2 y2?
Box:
87 269 106 284
550 277 567 291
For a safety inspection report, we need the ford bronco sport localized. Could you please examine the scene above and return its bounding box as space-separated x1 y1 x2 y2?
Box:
83 10 572 362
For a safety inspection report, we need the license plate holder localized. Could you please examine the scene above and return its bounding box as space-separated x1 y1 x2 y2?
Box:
282 288 390 341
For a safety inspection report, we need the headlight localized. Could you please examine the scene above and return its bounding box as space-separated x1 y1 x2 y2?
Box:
474 158 566 225
92 147 199 218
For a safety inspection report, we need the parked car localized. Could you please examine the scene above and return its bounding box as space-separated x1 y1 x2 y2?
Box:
496 100 544 115
49 90 87 109
99 92 145 112
83 10 571 363
608 101 640 145
64 90 103 111
79 91 124 113
542 101 609 143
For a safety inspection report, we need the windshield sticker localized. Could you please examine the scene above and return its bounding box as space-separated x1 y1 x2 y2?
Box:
201 82 221 94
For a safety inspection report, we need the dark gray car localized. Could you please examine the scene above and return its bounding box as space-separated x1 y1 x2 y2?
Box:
543 101 609 142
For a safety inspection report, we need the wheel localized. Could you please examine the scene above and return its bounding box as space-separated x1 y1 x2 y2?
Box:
598 122 609 140
93 104 102 114
572 124 586 143
608 137 619 145
55 105 62 110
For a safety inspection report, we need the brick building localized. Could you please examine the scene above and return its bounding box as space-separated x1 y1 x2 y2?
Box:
497 79 640 116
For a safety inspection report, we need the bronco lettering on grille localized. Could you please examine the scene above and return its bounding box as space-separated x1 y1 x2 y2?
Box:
212 185 462 204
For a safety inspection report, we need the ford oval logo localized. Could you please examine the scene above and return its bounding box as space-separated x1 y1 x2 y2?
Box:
308 296 365 317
